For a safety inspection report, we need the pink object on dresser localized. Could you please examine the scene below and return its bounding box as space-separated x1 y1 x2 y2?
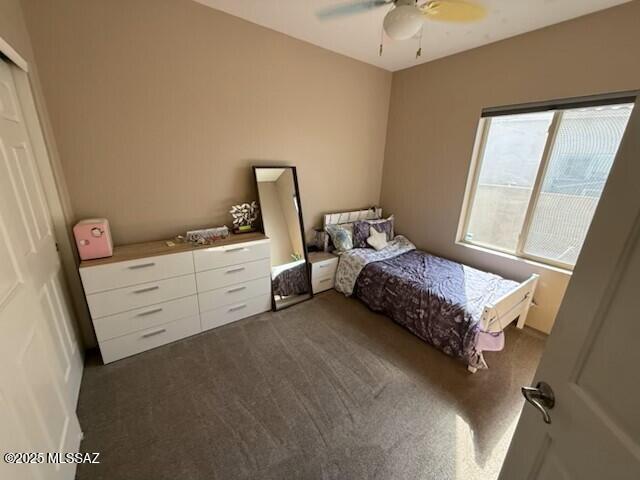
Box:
73 219 113 260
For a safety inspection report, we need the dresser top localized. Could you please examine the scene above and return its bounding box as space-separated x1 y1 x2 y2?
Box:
79 232 268 268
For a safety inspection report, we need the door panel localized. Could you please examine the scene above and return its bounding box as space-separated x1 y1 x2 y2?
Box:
578 246 640 435
0 387 39 480
0 70 19 121
41 283 72 382
0 218 20 302
0 58 83 480
0 138 32 258
12 142 52 240
47 272 83 398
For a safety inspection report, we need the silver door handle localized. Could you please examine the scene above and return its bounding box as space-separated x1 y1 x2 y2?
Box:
226 267 245 274
132 285 159 294
136 307 163 317
141 328 166 338
522 381 555 424
128 262 156 269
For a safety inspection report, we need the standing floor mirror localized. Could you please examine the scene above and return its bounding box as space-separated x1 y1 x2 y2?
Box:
253 167 312 310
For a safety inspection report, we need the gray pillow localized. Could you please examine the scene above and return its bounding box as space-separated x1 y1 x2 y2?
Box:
325 224 353 253
353 215 394 248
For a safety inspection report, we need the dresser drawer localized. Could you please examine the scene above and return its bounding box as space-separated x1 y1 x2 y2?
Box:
93 295 199 341
198 276 270 313
312 259 338 280
312 276 335 294
80 251 194 294
200 294 271 332
99 314 201 363
87 274 197 319
193 239 270 272
196 258 270 292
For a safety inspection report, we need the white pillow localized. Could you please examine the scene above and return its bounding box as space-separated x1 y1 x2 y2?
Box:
366 227 388 251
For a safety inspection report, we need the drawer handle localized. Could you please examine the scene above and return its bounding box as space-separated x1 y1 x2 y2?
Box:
141 328 167 338
128 262 156 270
132 285 159 294
319 278 331 283
228 304 247 312
225 247 248 253
226 267 245 274
319 264 331 269
227 286 247 293
137 307 163 317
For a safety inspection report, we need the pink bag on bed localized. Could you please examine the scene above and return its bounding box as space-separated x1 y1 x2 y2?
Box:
477 331 505 352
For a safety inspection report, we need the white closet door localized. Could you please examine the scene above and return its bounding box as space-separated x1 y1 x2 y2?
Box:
0 58 83 480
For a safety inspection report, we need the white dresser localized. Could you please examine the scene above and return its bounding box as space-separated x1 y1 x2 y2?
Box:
79 234 271 363
308 251 339 294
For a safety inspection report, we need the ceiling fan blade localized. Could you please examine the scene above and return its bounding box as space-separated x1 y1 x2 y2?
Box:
420 0 487 23
317 1 391 20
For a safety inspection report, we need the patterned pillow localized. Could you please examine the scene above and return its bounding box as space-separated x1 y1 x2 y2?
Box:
325 224 353 253
353 215 394 248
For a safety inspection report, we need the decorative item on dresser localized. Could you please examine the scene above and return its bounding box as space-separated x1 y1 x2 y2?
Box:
73 218 113 260
308 251 339 294
229 201 259 234
78 233 271 363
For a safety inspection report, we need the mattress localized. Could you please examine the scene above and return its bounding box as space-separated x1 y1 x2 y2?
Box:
345 246 518 368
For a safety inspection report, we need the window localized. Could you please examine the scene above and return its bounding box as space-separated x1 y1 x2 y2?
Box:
460 100 634 269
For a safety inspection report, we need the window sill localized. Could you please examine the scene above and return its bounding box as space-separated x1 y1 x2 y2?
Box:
455 241 573 276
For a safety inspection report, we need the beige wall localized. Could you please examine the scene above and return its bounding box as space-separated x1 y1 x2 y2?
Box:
21 0 391 246
381 2 640 334
0 0 30 56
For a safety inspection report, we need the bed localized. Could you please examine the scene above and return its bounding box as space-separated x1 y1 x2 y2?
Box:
324 209 538 373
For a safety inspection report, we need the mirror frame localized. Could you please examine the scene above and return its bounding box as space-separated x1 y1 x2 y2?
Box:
252 166 313 311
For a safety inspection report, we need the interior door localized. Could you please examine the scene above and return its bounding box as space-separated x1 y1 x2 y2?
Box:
499 102 640 479
0 58 83 479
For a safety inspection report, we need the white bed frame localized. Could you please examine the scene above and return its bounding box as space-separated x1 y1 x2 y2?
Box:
470 273 539 373
323 207 382 227
323 208 539 374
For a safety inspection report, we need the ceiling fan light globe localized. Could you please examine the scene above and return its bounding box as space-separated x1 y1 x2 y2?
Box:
383 5 423 40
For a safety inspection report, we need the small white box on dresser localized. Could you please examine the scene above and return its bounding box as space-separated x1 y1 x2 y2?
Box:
79 234 271 363
309 251 339 294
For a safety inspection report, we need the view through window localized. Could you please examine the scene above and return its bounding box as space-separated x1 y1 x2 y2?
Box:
462 101 634 268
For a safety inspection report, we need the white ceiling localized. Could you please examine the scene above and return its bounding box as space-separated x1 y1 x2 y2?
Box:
194 0 630 71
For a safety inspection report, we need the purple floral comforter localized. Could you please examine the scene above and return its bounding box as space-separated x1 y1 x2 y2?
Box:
272 262 309 297
353 250 518 368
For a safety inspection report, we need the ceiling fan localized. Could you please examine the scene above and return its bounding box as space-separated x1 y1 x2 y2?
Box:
318 0 487 53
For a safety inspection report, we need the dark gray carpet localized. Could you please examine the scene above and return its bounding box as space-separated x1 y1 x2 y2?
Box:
76 290 545 480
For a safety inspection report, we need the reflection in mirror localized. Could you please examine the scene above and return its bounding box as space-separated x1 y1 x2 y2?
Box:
254 167 312 310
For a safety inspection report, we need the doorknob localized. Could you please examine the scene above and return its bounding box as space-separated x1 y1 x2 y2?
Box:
521 381 555 424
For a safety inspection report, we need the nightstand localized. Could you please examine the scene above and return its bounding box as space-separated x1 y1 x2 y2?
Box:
308 251 339 294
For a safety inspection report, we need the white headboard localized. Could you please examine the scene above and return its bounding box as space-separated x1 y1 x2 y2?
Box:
323 207 382 227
